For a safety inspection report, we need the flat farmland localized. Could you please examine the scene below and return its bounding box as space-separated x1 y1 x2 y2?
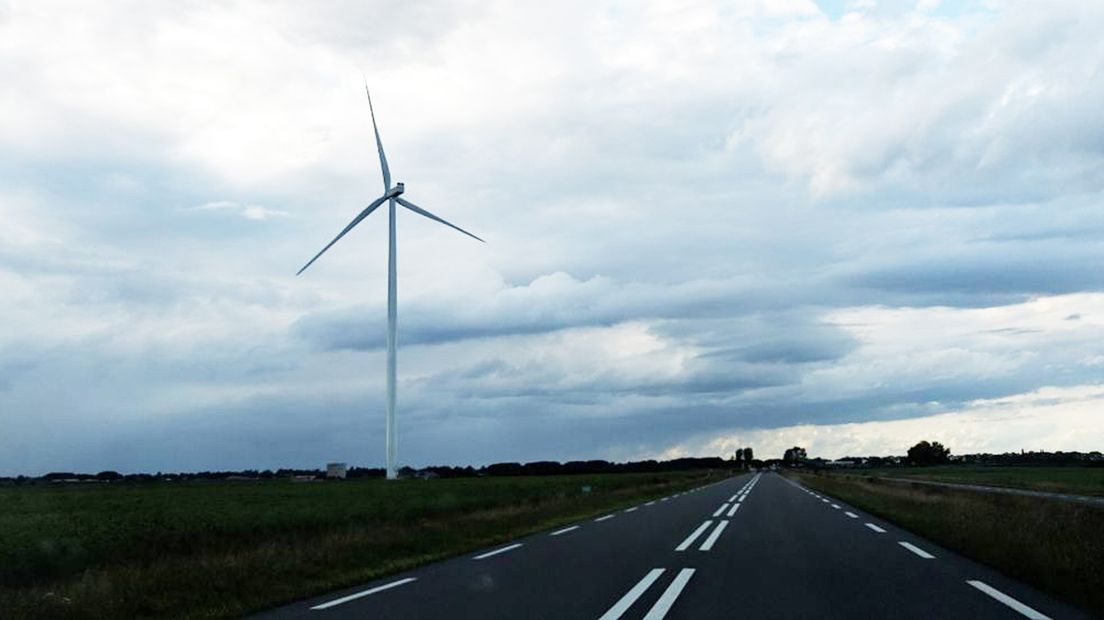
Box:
0 470 722 618
852 465 1104 496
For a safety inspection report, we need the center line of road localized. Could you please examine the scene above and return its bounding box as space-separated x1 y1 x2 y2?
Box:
598 568 665 620
713 503 730 517
967 580 1052 619
642 568 696 620
310 577 417 610
473 543 523 560
676 520 714 551
596 514 615 522
899 541 936 559
728 494 739 502
865 523 887 533
726 503 741 517
845 511 859 518
550 525 580 537
699 520 729 551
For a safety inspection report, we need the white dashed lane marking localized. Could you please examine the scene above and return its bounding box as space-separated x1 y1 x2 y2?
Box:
550 525 579 537
967 581 1052 619
899 541 935 559
699 520 729 551
310 578 417 610
643 569 696 620
676 521 714 551
473 543 523 560
865 523 887 533
598 569 665 620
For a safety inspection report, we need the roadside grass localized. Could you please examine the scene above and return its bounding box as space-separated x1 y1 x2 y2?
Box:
0 471 724 619
849 465 1104 496
790 471 1104 615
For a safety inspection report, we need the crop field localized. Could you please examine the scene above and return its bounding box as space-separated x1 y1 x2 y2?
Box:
0 470 723 619
790 471 1104 615
850 465 1104 496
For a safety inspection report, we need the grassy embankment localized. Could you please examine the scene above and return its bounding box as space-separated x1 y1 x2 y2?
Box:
789 470 1104 615
0 470 724 619
849 465 1104 496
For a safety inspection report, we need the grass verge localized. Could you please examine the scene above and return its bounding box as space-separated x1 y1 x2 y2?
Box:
0 471 723 619
789 471 1104 615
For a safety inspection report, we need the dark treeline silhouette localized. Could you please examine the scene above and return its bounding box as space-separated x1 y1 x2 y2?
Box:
4 457 729 485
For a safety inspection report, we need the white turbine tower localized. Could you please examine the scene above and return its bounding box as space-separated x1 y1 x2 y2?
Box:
297 84 484 480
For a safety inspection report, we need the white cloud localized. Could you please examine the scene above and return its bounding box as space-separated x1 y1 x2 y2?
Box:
1 1 1103 473
686 383 1104 460
194 201 289 221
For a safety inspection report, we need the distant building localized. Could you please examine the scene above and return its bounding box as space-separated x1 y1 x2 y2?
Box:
326 463 347 479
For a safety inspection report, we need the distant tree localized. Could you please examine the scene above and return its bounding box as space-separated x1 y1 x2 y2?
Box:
907 440 950 465
95 470 122 482
783 447 807 465
735 448 745 467
744 447 754 463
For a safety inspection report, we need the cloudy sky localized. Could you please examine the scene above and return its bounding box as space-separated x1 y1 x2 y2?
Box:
2 0 1103 475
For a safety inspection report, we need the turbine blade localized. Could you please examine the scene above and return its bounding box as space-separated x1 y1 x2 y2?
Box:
396 197 485 243
364 78 392 191
296 195 389 275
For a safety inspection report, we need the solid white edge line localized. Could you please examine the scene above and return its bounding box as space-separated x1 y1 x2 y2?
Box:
596 514 615 522
712 504 729 517
898 541 935 559
310 577 417 610
699 520 730 551
550 525 580 536
726 503 741 517
967 580 1052 620
642 568 696 620
473 543 523 560
865 523 887 533
598 568 665 620
676 520 714 551
845 511 859 518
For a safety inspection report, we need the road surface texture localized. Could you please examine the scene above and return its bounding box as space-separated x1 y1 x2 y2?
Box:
255 472 1088 619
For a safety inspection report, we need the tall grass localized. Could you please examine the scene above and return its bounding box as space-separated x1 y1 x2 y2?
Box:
0 471 721 618
791 471 1104 615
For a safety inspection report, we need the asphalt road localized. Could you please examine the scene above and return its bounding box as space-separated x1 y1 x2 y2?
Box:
255 472 1089 619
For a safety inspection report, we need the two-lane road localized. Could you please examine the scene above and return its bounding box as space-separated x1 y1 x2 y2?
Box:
256 472 1088 619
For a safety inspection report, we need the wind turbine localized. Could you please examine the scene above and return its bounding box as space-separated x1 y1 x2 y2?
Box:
297 83 484 480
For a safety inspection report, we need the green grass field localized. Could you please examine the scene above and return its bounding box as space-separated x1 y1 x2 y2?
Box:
850 465 1104 496
790 471 1104 615
0 471 723 619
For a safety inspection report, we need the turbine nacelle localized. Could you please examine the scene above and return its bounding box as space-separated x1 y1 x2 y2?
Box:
386 182 405 199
